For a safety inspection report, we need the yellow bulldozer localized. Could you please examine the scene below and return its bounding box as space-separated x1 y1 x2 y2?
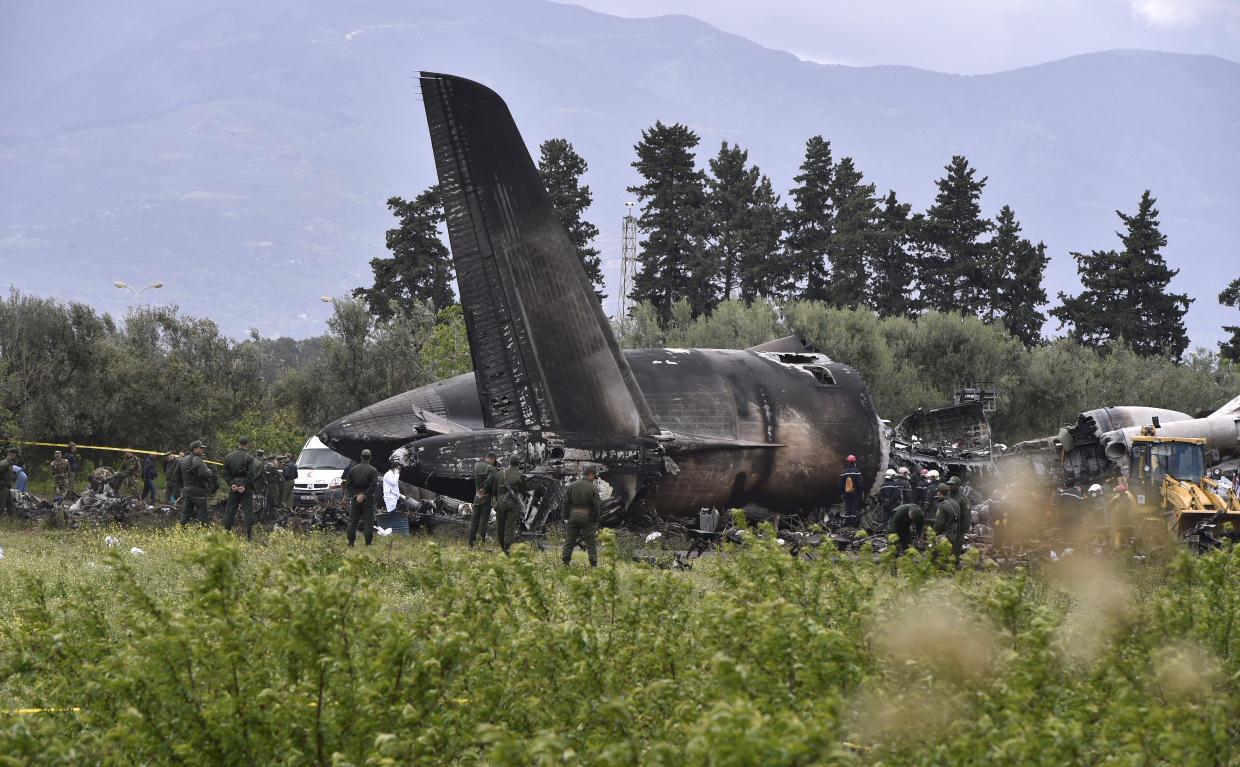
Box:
1116 432 1240 551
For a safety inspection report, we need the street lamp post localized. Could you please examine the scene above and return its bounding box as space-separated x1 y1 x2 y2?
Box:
114 281 165 300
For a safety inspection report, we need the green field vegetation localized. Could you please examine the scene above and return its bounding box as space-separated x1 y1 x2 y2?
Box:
0 525 1235 766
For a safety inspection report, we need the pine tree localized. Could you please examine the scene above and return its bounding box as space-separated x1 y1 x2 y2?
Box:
738 176 787 303
988 205 1048 346
1052 191 1192 357
354 187 454 320
921 156 993 314
867 190 917 318
704 142 786 303
537 138 604 300
825 157 878 308
1220 278 1240 362
628 121 711 319
786 136 835 302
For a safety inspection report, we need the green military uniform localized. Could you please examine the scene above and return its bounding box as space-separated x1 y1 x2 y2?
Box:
345 455 380 546
119 452 141 497
279 457 296 509
176 445 218 525
50 455 70 502
485 461 528 554
932 488 965 559
263 461 282 515
222 445 258 539
947 477 971 539
0 451 16 518
469 458 497 547
887 502 924 553
562 473 602 566
167 454 184 508
251 451 268 516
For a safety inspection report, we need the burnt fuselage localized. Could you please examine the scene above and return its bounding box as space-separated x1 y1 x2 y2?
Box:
321 347 885 518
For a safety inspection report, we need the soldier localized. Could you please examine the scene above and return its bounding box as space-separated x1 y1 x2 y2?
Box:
90 465 115 495
469 452 498 548
176 441 218 526
222 437 258 539
65 442 81 497
887 502 924 553
877 469 903 526
0 447 17 518
167 451 183 511
931 483 966 560
562 465 603 566
345 449 380 547
251 450 269 518
264 457 282 514
947 475 972 532
119 450 142 498
485 452 529 554
50 451 70 504
163 452 180 502
839 454 864 525
280 455 298 509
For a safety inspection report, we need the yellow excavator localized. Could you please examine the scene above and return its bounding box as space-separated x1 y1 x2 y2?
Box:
1117 431 1240 551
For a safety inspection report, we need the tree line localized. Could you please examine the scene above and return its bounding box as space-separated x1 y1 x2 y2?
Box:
0 290 470 471
359 129 1236 362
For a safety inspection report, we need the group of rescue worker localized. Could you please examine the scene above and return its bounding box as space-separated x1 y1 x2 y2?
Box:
840 454 973 558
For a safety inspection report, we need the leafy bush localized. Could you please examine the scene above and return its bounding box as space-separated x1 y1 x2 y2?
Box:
0 528 1235 765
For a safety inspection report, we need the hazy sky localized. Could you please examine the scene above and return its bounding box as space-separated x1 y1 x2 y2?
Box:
569 0 1240 73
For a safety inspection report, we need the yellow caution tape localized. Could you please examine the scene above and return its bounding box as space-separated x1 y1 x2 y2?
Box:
18 441 223 466
0 706 82 715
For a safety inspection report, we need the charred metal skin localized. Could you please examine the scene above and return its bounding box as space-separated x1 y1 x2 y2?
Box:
319 73 886 523
323 346 885 519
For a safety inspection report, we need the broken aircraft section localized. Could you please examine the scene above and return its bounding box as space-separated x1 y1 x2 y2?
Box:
320 72 887 527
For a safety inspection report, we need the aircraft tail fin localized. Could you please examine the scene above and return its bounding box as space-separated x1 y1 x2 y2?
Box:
1211 394 1240 418
419 73 657 436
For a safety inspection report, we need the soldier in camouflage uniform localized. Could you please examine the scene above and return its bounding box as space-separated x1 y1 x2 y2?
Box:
222 437 258 539
485 453 529 554
119 451 142 498
49 451 70 504
0 447 18 518
251 450 269 518
176 441 218 525
562 465 602 567
469 452 497 548
263 457 282 515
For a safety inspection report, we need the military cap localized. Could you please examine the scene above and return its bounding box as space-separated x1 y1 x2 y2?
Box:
946 476 962 486
509 452 523 465
360 448 372 459
583 464 600 477
938 482 952 493
5 446 19 455
190 440 204 450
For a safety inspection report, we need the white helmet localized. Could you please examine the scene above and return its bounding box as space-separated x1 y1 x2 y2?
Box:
885 468 896 478
927 470 940 480
897 466 910 476
1088 483 1102 496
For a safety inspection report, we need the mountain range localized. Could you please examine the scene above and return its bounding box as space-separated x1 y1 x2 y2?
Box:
2 0 1237 345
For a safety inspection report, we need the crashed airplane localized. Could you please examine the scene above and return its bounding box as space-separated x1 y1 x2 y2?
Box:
320 73 886 524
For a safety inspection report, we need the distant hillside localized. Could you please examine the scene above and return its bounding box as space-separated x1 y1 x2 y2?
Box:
2 0 1237 344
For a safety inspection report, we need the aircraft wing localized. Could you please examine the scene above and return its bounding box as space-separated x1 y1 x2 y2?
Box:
419 72 658 437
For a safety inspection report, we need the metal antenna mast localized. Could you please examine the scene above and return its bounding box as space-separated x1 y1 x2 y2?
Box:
618 201 638 317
